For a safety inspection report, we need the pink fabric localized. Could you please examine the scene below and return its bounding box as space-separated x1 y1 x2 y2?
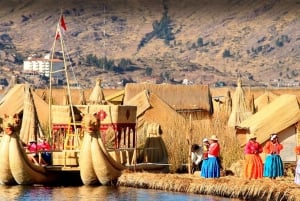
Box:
38 141 51 151
28 141 51 152
245 140 263 154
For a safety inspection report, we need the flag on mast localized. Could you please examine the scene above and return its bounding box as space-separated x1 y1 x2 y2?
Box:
60 15 67 31
55 15 67 40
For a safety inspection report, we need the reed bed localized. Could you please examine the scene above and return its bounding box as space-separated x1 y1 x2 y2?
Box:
118 172 300 201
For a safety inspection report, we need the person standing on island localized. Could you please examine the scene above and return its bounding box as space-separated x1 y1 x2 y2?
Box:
263 134 284 179
295 146 300 185
191 144 203 173
244 133 263 179
201 135 221 178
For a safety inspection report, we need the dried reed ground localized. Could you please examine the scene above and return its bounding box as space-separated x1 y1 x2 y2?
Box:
118 172 300 201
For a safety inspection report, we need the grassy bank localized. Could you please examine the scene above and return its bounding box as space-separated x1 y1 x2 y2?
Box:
117 172 300 201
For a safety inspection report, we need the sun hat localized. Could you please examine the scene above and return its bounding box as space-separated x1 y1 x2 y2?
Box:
210 135 219 141
270 134 277 140
203 138 209 143
248 133 257 140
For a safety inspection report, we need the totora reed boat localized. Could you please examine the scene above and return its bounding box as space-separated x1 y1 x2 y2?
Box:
0 14 169 186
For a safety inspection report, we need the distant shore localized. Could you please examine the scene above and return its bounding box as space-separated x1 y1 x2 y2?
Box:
117 172 300 201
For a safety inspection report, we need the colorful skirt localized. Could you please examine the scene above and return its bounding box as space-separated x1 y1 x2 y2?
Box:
263 154 284 178
200 156 220 178
244 154 263 179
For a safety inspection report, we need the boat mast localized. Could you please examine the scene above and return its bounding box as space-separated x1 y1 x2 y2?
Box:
59 27 77 133
48 24 59 139
48 14 77 139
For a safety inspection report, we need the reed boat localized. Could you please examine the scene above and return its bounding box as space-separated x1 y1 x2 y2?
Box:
0 14 169 186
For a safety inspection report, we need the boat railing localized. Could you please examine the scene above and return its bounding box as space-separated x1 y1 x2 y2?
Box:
107 147 159 166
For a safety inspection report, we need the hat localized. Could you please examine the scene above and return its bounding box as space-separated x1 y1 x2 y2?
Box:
270 134 277 140
248 133 257 140
210 135 219 141
203 138 209 143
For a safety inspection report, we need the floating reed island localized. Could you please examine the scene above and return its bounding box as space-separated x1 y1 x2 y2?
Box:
117 172 300 201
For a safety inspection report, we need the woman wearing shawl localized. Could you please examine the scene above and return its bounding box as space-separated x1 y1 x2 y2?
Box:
263 134 284 179
244 133 263 179
201 135 220 178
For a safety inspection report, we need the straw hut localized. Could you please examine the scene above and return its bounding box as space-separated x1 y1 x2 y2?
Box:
228 79 252 127
123 90 188 166
124 83 213 121
254 90 278 112
0 84 49 127
236 94 300 162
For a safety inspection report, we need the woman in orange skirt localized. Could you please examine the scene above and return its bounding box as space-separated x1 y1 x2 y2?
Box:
244 134 263 179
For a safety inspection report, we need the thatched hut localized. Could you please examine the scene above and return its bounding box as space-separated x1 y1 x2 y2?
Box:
236 94 300 162
124 83 213 121
124 89 189 170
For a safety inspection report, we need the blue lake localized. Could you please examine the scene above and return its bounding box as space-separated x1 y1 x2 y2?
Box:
0 185 242 201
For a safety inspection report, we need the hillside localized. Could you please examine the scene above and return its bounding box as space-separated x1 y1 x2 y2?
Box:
0 0 299 88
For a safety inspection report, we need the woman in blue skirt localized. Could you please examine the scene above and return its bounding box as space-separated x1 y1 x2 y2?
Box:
263 134 284 179
201 135 220 178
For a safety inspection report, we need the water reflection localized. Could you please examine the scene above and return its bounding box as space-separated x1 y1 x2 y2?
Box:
0 185 240 201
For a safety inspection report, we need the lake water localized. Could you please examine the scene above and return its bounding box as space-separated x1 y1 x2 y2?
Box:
0 185 241 201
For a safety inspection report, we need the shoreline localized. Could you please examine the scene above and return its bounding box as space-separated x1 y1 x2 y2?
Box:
117 172 300 201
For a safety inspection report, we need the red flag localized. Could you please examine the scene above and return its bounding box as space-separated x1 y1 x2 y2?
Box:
55 31 60 40
60 15 67 31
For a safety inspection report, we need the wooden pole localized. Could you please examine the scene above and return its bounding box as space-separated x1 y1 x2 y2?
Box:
48 23 59 139
187 113 192 174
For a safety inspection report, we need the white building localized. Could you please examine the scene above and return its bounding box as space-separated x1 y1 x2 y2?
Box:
23 55 64 78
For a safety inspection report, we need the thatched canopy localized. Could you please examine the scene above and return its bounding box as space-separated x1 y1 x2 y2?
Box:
124 83 213 113
254 90 278 112
19 85 44 144
34 88 121 106
124 90 186 132
228 79 252 127
0 84 49 125
236 94 300 147
105 90 124 105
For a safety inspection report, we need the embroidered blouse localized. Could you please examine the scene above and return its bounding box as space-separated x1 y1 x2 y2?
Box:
263 141 283 154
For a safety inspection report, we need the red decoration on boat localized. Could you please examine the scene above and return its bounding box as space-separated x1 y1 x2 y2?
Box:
97 110 107 121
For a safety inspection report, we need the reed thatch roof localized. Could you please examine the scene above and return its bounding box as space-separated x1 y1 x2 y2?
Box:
124 90 186 132
19 85 44 144
34 88 121 105
0 84 49 125
254 90 278 112
124 83 213 113
237 94 300 147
